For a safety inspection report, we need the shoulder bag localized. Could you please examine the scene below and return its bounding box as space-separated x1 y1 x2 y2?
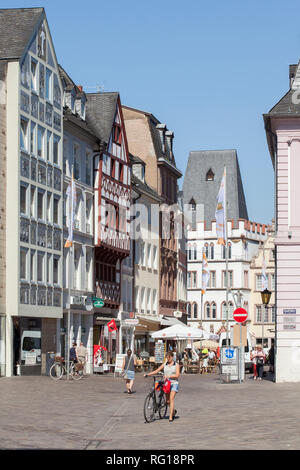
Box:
120 354 133 379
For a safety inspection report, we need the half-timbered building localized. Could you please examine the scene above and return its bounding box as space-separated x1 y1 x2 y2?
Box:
86 93 131 364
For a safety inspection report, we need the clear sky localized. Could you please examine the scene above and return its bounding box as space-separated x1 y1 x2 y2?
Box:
3 0 300 224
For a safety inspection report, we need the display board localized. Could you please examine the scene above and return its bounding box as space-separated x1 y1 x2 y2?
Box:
155 341 165 363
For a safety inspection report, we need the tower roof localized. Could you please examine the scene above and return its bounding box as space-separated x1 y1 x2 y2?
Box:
182 149 248 226
86 92 119 144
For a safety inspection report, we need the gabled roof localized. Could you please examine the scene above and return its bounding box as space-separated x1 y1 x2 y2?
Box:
86 92 119 144
183 149 248 226
0 8 44 59
131 174 163 202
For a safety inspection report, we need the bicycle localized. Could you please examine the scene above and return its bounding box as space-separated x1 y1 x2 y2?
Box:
144 373 168 423
49 358 84 381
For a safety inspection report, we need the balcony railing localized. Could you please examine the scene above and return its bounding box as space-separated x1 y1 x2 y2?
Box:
95 280 120 304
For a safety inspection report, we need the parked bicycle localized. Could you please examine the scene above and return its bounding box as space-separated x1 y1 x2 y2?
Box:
144 373 168 423
49 357 84 381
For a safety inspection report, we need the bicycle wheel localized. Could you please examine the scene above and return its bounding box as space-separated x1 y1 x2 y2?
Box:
143 392 156 423
158 392 168 419
49 362 64 381
70 363 83 381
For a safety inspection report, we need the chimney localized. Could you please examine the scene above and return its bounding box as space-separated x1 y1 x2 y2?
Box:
289 65 297 88
77 85 83 92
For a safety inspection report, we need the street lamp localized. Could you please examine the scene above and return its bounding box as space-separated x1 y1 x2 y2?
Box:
261 289 271 351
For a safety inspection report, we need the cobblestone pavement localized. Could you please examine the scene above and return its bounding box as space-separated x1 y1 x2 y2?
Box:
1 371 300 450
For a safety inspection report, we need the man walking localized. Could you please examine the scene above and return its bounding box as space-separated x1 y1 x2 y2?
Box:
76 342 87 366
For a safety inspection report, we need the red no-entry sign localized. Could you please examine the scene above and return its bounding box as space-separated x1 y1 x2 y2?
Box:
233 308 248 323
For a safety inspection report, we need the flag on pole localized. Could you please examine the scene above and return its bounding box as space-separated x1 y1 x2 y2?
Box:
201 251 210 294
64 174 77 248
261 256 268 290
215 167 226 245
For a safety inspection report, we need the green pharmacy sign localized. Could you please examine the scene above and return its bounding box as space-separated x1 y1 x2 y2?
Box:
93 297 105 308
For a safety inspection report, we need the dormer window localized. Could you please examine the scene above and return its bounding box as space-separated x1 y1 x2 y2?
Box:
81 98 86 120
189 198 196 210
206 168 214 181
132 163 145 183
113 124 122 145
71 89 76 113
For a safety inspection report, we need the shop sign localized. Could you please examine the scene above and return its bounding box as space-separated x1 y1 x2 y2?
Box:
93 297 105 308
283 309 296 314
124 319 139 326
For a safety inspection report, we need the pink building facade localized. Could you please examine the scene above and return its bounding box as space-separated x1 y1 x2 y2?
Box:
264 63 300 382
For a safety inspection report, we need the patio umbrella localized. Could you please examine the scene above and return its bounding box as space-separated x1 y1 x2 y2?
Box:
151 324 218 341
193 339 219 349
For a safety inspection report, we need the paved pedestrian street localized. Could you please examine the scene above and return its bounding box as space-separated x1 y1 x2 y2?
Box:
1 372 300 450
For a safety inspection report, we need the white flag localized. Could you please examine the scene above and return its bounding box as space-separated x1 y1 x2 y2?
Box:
215 167 226 245
201 251 210 294
262 256 268 290
65 174 77 248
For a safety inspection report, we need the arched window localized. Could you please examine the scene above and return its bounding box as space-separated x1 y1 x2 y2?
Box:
221 302 227 320
206 168 214 181
189 198 196 211
193 303 198 319
188 243 192 261
187 303 191 318
205 302 211 319
189 198 196 230
204 243 209 258
210 242 214 260
211 302 217 319
222 244 226 259
193 243 197 260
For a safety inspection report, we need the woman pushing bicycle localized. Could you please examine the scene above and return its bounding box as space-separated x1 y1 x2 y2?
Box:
145 351 180 422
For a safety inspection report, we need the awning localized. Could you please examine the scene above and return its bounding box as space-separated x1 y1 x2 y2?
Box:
135 314 161 333
160 316 186 327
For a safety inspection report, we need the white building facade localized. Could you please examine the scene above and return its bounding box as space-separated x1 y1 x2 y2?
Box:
186 219 268 336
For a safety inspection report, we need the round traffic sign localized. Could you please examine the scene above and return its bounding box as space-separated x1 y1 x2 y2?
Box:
233 307 248 323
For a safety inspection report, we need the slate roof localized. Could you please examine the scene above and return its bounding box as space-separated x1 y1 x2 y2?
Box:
131 174 163 202
86 92 119 144
182 150 248 226
0 8 43 59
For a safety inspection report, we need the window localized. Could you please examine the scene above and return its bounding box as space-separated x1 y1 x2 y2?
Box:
37 126 45 158
152 289 157 314
187 272 191 289
140 287 145 313
204 243 209 258
271 273 275 291
221 302 227 320
31 58 37 91
205 302 210 319
223 271 233 288
188 244 192 261
141 241 145 266
153 246 158 270
134 286 139 312
271 305 275 323
206 168 214 181
211 302 217 319
30 122 36 154
45 68 52 101
187 303 191 318
210 243 214 260
210 271 216 288
37 190 44 220
192 272 197 288
20 184 27 214
37 251 44 282
53 197 59 224
46 193 51 223
30 186 36 218
263 305 269 323
193 243 197 260
228 242 232 259
147 244 151 268
20 249 27 279
85 151 92 185
47 132 52 162
30 250 35 281
53 135 60 165
46 254 51 283
228 302 234 319
20 118 29 151
147 288 151 314
113 124 122 145
256 305 262 323
193 303 198 318
256 274 262 291
53 257 59 284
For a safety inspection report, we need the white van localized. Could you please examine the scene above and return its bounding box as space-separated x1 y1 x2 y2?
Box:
21 330 41 365
219 328 253 372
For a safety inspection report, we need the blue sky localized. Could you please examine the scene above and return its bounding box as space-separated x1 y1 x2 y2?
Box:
3 0 300 223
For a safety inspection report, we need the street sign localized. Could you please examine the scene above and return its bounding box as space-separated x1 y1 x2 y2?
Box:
233 307 248 323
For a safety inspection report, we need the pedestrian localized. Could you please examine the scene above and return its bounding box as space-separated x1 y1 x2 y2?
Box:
122 349 136 394
252 345 265 380
208 349 216 364
250 347 258 380
70 342 78 363
145 351 180 422
76 342 87 370
201 347 209 372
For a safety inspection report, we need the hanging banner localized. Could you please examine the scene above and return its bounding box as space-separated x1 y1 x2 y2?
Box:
107 319 118 332
215 167 226 245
